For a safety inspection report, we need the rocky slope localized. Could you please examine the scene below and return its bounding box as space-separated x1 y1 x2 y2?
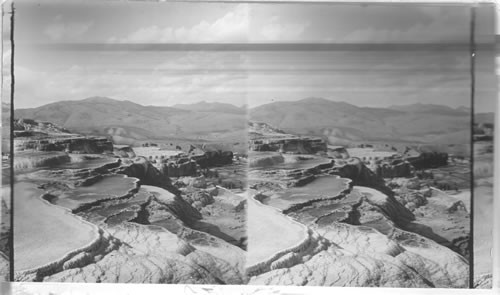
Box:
14 152 71 170
14 152 245 284
250 137 326 154
154 150 234 178
248 185 468 288
248 147 470 288
249 121 327 154
13 118 114 155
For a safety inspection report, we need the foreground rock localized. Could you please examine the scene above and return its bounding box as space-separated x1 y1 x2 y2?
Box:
42 185 245 284
13 118 114 154
151 150 234 178
249 122 326 154
248 185 468 288
14 152 245 284
248 141 469 288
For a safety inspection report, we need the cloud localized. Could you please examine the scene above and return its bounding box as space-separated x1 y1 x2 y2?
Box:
113 5 312 43
44 21 94 42
341 9 467 43
257 16 310 41
114 4 248 43
153 51 246 72
13 60 248 109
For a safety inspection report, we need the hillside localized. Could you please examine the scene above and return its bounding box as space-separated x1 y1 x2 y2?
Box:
15 97 246 144
250 97 471 145
389 103 469 116
13 97 485 146
173 101 245 114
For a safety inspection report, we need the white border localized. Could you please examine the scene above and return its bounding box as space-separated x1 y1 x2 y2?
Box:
1 0 499 294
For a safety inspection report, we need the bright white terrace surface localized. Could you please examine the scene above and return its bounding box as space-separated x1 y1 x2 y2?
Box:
14 182 99 271
246 190 309 268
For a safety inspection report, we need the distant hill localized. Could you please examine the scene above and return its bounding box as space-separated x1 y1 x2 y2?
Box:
12 97 490 147
389 103 469 116
456 106 471 114
250 97 471 145
173 101 245 114
14 97 246 145
475 112 495 125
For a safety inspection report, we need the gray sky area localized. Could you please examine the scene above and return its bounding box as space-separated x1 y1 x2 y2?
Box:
12 1 472 44
1 1 495 112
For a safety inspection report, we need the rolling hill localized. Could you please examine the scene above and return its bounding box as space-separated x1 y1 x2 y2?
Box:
173 101 245 114
249 97 472 145
13 96 488 147
389 103 469 116
14 97 246 145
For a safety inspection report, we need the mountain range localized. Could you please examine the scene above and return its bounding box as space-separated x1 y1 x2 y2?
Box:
13 96 492 145
249 97 474 145
14 97 246 145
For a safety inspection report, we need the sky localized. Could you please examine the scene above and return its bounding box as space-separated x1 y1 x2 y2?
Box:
1 0 496 112
11 1 472 44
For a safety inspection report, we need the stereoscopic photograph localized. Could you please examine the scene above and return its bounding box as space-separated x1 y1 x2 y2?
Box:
0 0 497 291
